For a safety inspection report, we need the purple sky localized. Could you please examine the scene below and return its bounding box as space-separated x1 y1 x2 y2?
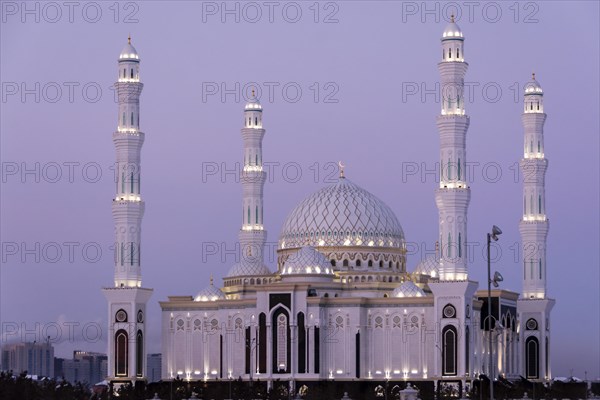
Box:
1 1 599 379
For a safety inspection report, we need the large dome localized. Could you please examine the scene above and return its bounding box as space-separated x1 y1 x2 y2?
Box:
279 177 405 250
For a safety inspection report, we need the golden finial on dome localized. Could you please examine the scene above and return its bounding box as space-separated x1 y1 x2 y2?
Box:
338 161 345 178
435 241 439 258
210 275 214 286
128 34 131 44
450 14 455 23
532 72 536 80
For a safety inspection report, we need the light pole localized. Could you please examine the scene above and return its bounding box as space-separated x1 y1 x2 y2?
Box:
487 225 502 400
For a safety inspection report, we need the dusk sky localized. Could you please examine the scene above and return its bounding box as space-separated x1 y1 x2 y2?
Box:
1 1 598 379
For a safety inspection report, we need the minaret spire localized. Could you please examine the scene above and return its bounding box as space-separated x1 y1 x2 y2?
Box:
103 37 152 384
227 89 270 277
435 16 469 280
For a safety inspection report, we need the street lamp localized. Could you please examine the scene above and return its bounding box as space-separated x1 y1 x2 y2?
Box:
487 225 502 400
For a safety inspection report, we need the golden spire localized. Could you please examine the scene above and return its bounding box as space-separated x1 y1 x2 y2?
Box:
435 241 439 258
338 161 345 178
532 72 536 80
128 34 131 45
210 275 214 286
450 14 455 23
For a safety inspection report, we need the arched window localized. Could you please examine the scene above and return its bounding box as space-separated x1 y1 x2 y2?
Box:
538 141 541 153
255 117 258 125
525 337 539 379
123 69 126 78
297 312 306 373
273 309 290 373
539 259 542 279
247 207 251 225
443 49 445 60
458 233 462 258
356 259 361 267
447 233 451 257
122 113 126 126
368 260 373 267
331 260 336 267
255 206 259 224
457 48 460 58
131 112 134 125
538 195 542 214
442 325 457 376
343 259 348 267
524 196 527 214
388 261 392 268
448 48 452 58
115 329 128 376
130 69 134 79
530 195 534 214
136 330 143 377
457 158 461 180
258 313 267 373
447 158 452 180
379 260 383 268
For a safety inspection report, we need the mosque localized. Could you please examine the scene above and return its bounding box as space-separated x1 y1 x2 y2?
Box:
101 17 554 395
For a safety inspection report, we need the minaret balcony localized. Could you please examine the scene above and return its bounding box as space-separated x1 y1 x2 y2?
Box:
524 152 545 159
114 195 142 202
118 78 140 83
242 224 264 231
522 215 547 222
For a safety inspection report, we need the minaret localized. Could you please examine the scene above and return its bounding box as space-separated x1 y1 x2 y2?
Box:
227 91 270 277
428 18 478 380
435 15 470 281
517 74 554 381
102 36 153 383
519 73 548 299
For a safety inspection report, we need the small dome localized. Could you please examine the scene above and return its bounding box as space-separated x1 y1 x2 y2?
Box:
281 246 334 276
525 73 543 95
245 89 262 111
392 281 426 298
195 280 225 302
119 36 139 60
442 15 463 40
227 262 271 277
413 255 439 278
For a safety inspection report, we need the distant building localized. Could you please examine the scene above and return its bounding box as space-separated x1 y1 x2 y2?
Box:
61 351 107 384
147 353 161 382
1 342 54 377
